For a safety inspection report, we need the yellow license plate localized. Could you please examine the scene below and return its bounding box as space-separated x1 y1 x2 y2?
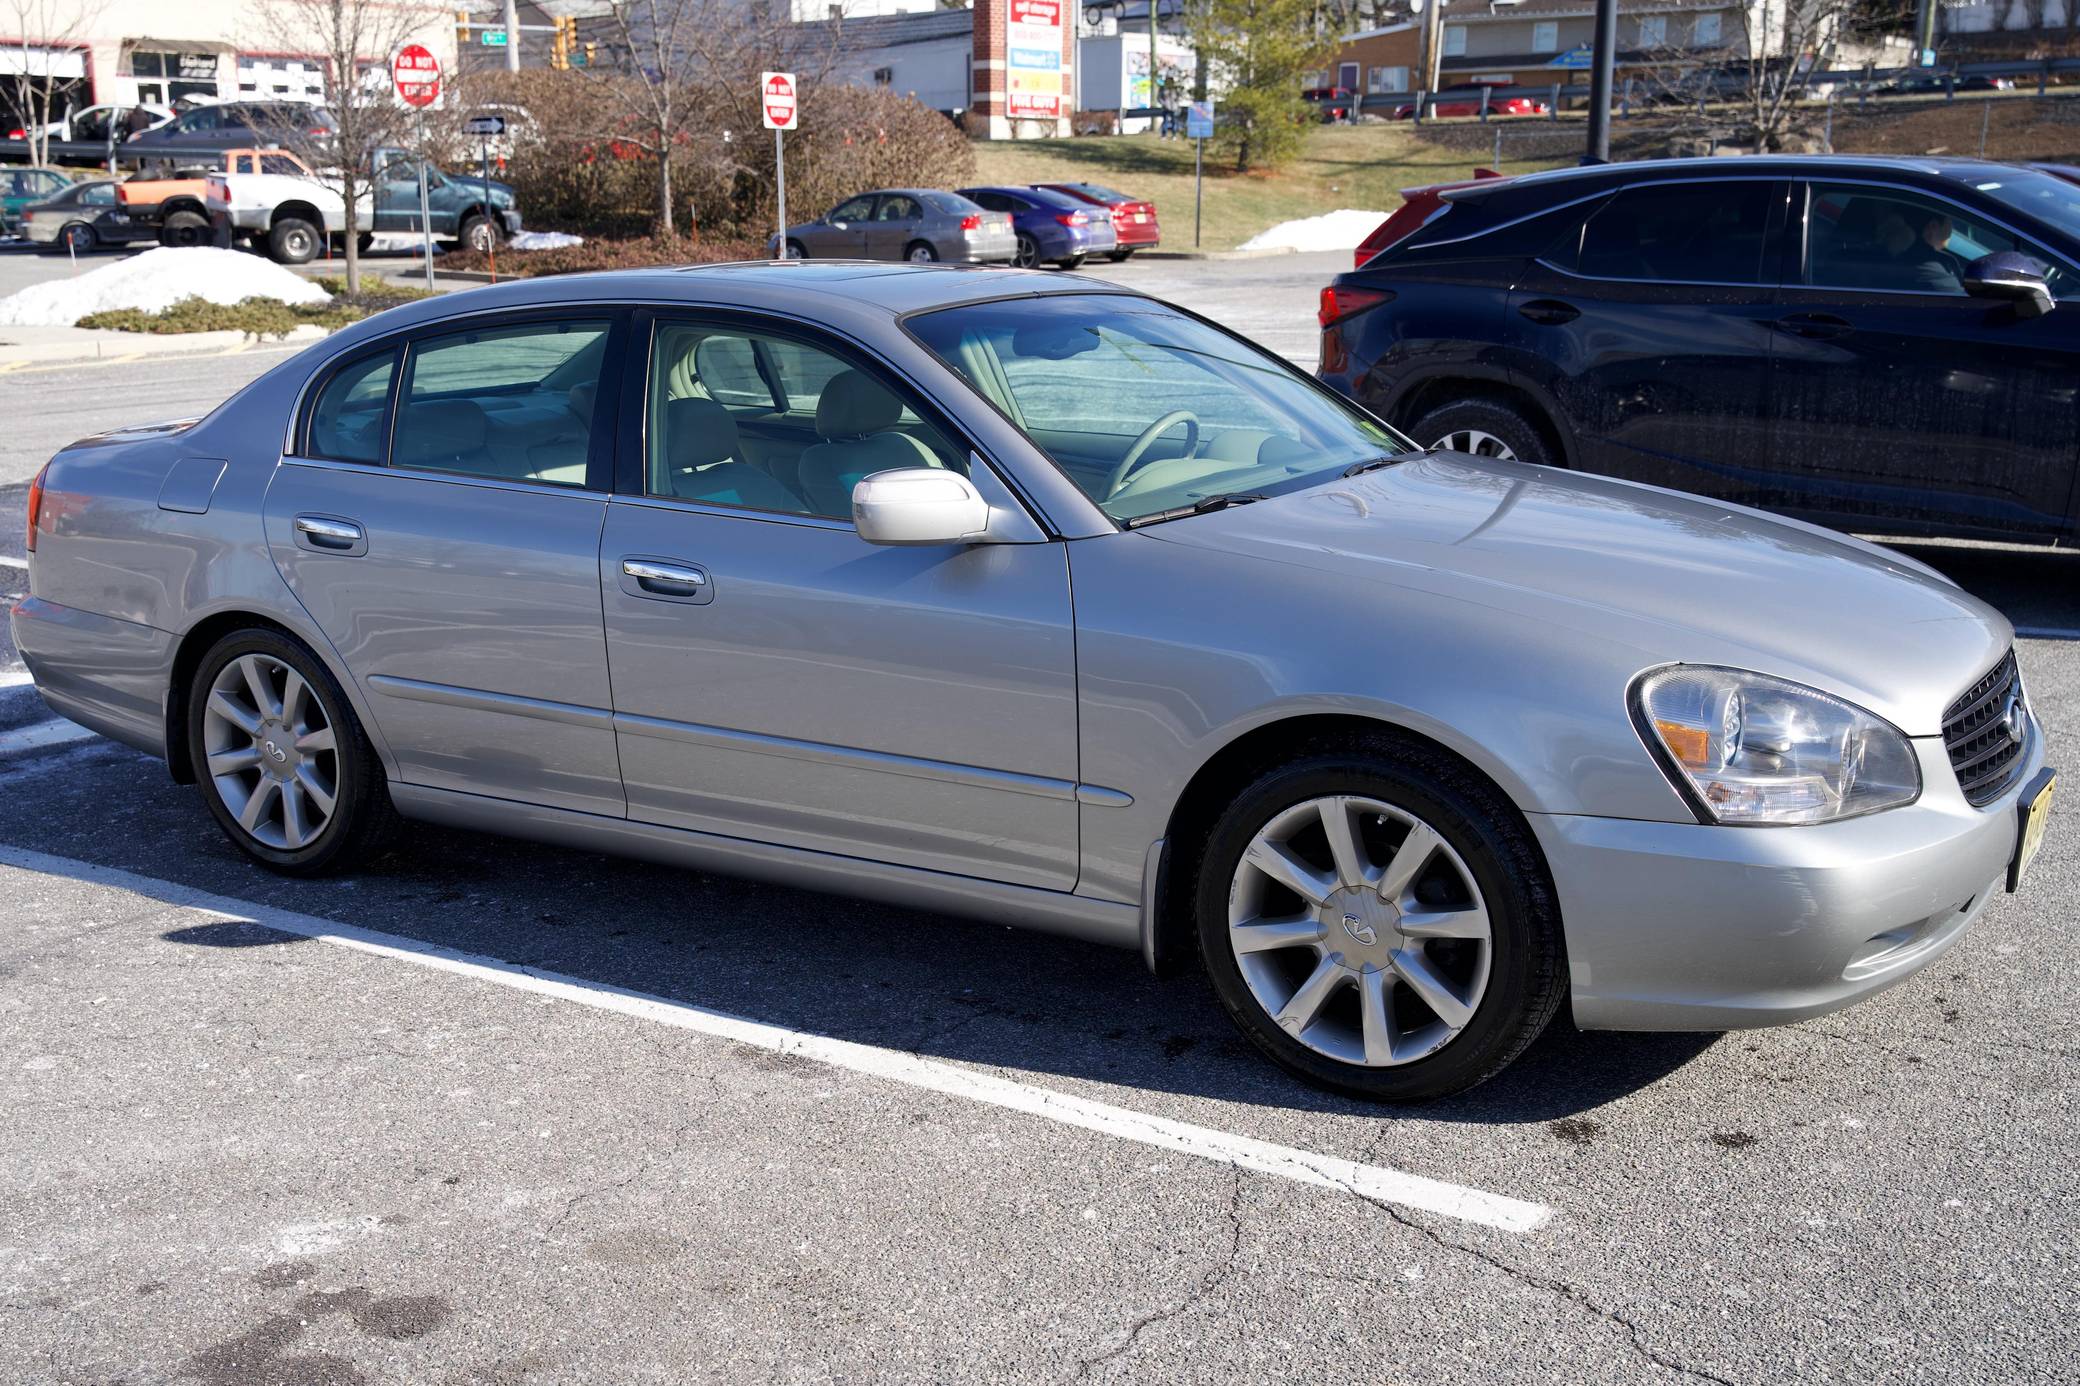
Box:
2009 770 2055 892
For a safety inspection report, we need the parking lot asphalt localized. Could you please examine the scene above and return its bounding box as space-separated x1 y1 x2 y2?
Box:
1 252 2076 1384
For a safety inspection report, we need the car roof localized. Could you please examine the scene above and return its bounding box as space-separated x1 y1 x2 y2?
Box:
1463 153 2039 201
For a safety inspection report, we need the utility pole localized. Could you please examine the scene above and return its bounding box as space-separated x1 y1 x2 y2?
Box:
503 0 521 73
1420 0 1444 104
1913 0 1938 68
1584 0 1616 162
1150 0 1161 135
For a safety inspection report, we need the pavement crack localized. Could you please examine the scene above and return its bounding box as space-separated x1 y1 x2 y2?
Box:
1074 1167 1245 1379
539 1113 702 1243
1343 1185 1737 1386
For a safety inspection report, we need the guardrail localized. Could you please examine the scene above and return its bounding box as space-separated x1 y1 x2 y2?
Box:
0 136 161 169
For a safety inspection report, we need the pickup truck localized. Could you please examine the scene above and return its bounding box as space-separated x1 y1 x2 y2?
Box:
205 145 522 264
118 148 315 247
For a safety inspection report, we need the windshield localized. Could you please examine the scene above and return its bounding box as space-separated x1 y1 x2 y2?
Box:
1966 168 2080 242
906 293 1408 524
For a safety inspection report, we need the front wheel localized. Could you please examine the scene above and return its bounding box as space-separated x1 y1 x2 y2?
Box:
1192 734 1566 1101
904 240 938 263
1405 397 1557 467
1012 233 1041 269
1055 253 1086 270
782 238 807 260
187 629 397 876
460 214 499 254
1105 248 1133 263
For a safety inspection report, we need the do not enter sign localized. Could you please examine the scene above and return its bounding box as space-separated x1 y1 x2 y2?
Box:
761 71 798 131
393 44 442 108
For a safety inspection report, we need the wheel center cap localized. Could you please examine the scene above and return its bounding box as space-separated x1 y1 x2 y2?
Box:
1324 887 1400 966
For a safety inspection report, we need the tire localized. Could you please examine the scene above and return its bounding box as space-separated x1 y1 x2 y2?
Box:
904 240 938 263
159 209 209 249
1106 248 1134 262
1405 396 1557 467
355 232 375 256
1055 253 1086 270
1190 732 1566 1102
1013 233 1041 269
59 222 98 254
460 214 499 254
783 238 807 260
267 217 320 265
186 628 398 877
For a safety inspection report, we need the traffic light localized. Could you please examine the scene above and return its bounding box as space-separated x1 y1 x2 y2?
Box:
580 42 596 68
455 10 470 46
550 15 576 70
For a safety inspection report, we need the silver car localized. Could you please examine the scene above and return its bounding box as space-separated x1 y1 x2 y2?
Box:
768 188 1016 264
12 264 2053 1100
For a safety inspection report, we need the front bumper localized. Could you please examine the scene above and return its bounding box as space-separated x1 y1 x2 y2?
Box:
499 208 524 234
1533 730 2047 1031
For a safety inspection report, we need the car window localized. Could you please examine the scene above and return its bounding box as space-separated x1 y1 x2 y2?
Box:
1805 182 2064 296
876 196 920 222
966 191 1005 212
260 155 303 176
33 172 65 194
178 107 221 131
307 351 398 464
646 320 965 521
907 292 1406 524
1571 181 1775 284
78 183 116 206
393 320 609 487
829 196 875 222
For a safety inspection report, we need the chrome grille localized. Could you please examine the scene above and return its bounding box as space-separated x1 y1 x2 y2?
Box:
1942 651 2027 808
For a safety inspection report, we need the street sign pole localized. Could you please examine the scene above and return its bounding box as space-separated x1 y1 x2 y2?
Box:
482 136 496 284
391 44 443 289
1584 0 1617 163
418 114 434 291
761 72 798 258
1185 100 1212 246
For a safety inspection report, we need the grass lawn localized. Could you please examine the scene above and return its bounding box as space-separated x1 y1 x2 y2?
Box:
970 124 1571 252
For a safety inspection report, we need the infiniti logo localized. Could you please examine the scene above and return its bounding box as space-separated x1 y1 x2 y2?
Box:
1342 913 1378 946
2003 688 2028 745
264 739 288 765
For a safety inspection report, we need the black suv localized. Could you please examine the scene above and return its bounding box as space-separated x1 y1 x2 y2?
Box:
1319 156 2080 543
128 102 338 157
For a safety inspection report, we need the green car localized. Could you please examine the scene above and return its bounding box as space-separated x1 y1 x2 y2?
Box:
2 168 74 236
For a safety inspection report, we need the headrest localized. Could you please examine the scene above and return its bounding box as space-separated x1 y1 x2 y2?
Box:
401 398 486 456
664 396 740 470
814 370 901 439
567 380 596 426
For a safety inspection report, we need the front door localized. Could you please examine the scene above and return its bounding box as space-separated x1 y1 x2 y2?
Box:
599 313 1080 889
866 193 925 260
1763 179 2080 538
264 312 626 817
374 154 424 234
806 194 873 256
1503 176 1786 498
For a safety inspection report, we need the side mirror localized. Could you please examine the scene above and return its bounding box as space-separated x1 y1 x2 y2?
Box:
853 468 994 546
1964 251 2054 318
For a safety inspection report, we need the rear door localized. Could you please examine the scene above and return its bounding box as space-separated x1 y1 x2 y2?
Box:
1503 177 1787 498
1762 179 2080 538
264 311 627 817
866 193 924 259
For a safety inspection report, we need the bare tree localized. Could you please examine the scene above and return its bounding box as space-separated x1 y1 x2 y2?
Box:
1642 0 1851 153
578 0 843 237
3 0 105 168
258 0 445 292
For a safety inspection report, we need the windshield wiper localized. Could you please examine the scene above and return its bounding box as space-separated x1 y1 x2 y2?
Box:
1342 454 1409 478
1121 492 1269 529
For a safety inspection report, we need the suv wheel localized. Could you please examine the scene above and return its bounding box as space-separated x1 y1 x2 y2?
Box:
187 629 397 876
267 217 320 265
1192 734 1565 1101
1406 398 1556 467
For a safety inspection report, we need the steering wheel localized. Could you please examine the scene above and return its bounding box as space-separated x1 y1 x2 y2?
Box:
1104 411 1201 498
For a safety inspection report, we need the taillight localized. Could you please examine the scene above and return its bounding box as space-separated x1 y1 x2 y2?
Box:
1055 212 1087 226
1318 285 1390 329
5 127 23 140
25 463 46 553
959 214 982 231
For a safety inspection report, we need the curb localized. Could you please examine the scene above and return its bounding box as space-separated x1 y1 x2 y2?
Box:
1135 246 1299 261
0 321 332 369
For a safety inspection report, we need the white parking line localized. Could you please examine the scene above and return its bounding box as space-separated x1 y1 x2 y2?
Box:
0 555 26 571
0 845 1553 1235
0 718 94 756
0 670 33 690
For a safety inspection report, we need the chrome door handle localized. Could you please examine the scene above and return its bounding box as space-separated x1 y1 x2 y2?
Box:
293 515 365 553
622 559 706 589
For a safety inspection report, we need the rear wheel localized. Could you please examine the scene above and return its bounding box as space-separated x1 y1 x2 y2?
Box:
187 629 396 877
904 240 938 263
1406 397 1556 467
159 209 209 249
1106 248 1134 262
783 238 807 259
1191 734 1565 1101
354 231 375 256
267 217 320 265
59 222 97 253
1055 253 1087 270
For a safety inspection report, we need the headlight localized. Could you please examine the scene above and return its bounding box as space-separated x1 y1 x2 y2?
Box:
1632 666 1920 825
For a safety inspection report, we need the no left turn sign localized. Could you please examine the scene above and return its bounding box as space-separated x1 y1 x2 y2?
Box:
762 72 798 131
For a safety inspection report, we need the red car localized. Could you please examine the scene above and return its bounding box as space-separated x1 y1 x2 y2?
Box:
1393 84 1549 120
1033 181 1159 260
1302 86 1356 123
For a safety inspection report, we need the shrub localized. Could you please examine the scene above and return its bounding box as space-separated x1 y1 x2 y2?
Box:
74 281 433 335
437 234 767 277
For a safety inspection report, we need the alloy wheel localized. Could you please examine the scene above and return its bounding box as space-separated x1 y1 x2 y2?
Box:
201 653 340 852
468 221 495 252
1432 429 1517 461
1014 235 1039 269
1227 795 1492 1067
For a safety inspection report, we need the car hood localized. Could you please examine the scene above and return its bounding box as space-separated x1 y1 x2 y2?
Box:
1146 452 2008 736
451 174 515 203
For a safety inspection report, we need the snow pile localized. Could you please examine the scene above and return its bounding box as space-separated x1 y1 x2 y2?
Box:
1238 209 1391 254
509 230 584 251
0 246 330 327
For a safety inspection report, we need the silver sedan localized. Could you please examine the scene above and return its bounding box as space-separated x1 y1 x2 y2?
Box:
767 188 1016 263
11 263 2053 1100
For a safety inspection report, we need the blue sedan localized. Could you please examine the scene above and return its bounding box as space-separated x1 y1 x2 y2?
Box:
957 184 1118 270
